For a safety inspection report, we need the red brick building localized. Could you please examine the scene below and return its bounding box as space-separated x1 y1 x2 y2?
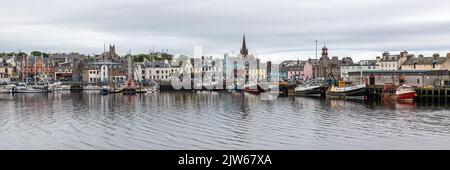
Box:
21 56 55 81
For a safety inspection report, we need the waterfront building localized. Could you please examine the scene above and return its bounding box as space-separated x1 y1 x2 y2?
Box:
54 61 74 81
0 55 19 83
401 53 450 71
314 45 353 80
199 56 224 81
340 60 379 81
378 51 412 71
223 53 235 83
308 58 319 79
171 55 193 81
20 54 55 82
82 61 126 84
139 60 176 81
280 60 313 80
347 70 450 87
238 34 266 84
51 53 86 81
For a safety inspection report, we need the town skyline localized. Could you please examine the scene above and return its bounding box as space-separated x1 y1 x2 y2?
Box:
2 42 450 65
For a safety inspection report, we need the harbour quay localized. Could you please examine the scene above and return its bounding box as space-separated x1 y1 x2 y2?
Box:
349 70 450 101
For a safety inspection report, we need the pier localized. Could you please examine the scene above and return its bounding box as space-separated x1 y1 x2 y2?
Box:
415 87 450 103
365 85 450 102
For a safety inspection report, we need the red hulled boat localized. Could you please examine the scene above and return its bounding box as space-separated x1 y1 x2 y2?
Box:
395 85 416 101
244 83 264 95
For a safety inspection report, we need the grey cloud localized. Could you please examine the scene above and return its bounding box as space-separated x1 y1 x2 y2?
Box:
1 0 450 62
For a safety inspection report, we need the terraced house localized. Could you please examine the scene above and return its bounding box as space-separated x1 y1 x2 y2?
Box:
20 55 55 82
401 53 450 71
377 51 412 71
0 55 18 83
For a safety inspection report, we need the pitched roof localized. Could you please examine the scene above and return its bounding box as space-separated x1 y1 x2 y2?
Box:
380 55 400 61
402 57 448 65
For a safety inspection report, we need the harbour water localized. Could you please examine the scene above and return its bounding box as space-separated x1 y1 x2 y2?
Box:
0 91 449 149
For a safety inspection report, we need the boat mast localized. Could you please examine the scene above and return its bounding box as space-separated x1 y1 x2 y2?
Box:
314 40 318 79
34 54 37 83
360 69 363 85
127 49 133 80
23 54 26 82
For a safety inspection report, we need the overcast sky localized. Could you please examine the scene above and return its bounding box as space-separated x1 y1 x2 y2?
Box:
1 0 450 63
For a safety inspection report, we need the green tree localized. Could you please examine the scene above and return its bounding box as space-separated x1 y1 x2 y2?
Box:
133 54 149 62
31 51 49 57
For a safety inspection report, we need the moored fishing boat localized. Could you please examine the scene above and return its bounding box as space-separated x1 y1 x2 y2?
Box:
294 80 324 97
50 83 71 91
295 85 322 96
395 85 416 101
0 84 16 93
122 79 136 95
329 81 366 97
83 85 103 90
15 83 49 93
380 83 416 101
100 85 110 95
244 83 264 95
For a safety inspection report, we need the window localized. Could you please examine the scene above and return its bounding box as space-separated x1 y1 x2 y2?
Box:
432 62 436 69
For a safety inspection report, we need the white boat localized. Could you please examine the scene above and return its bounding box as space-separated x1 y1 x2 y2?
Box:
16 84 48 93
144 83 159 94
83 85 103 90
0 84 16 93
329 82 366 97
50 82 71 91
60 85 71 90
295 85 322 96
100 85 111 95
295 80 323 96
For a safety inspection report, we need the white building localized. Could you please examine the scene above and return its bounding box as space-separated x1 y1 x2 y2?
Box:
135 60 177 81
378 51 411 71
87 69 100 83
84 61 126 84
170 56 193 80
340 60 379 81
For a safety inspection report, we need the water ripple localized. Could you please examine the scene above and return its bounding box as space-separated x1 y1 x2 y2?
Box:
1 92 450 149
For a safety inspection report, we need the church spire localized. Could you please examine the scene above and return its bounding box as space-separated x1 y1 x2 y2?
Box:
240 34 248 57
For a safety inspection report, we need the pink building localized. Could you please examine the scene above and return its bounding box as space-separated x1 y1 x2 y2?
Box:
285 61 314 80
302 62 313 79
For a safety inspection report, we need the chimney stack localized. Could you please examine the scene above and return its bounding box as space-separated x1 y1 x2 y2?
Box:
433 53 440 60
